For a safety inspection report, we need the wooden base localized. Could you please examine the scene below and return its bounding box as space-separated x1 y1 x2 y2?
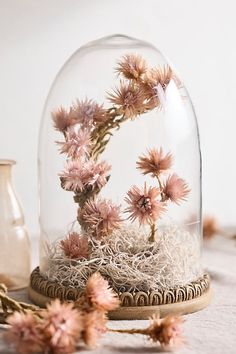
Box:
29 284 212 320
29 267 211 320
109 288 212 319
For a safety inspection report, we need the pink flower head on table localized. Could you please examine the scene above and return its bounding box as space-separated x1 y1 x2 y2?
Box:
5 312 43 354
41 299 82 354
82 310 107 348
86 272 120 311
147 314 184 348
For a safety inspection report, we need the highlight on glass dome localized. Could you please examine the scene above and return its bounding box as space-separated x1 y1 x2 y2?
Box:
30 34 211 319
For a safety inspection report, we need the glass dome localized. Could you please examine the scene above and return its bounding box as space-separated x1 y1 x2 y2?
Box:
36 35 207 315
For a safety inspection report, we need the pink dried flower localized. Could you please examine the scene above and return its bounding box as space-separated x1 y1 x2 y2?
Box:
79 198 122 238
82 310 107 348
137 148 173 176
147 314 184 348
142 66 173 109
59 160 83 192
107 80 146 119
59 159 111 193
163 174 190 204
5 312 43 354
52 107 77 133
86 273 120 311
72 98 107 128
81 160 111 191
60 232 89 259
58 129 91 159
125 183 166 225
203 215 219 239
116 53 147 80
41 299 82 354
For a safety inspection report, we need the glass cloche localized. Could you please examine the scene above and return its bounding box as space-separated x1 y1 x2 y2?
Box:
30 35 211 318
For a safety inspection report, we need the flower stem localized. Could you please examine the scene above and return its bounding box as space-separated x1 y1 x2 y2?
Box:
0 284 41 323
148 223 157 242
156 174 165 202
108 328 147 335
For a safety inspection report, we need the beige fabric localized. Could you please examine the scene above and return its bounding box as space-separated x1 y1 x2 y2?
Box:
0 235 236 353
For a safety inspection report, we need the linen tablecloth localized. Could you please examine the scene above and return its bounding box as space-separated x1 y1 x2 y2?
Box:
0 235 236 353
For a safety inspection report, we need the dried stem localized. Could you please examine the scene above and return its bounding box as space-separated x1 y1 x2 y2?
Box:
108 328 147 335
0 284 41 323
72 111 127 209
90 111 127 161
148 223 157 242
156 174 165 202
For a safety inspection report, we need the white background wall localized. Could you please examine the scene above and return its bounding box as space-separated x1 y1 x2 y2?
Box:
0 0 235 235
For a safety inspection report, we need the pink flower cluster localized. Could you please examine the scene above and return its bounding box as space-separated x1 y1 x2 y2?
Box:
5 300 82 354
52 99 107 134
5 273 120 353
108 54 176 116
59 159 111 193
125 148 190 226
5 273 185 352
53 99 111 198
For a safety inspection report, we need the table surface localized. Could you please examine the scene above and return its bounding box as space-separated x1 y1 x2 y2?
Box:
1 235 236 354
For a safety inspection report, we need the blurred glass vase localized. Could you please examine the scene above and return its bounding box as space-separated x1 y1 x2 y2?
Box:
0 159 30 290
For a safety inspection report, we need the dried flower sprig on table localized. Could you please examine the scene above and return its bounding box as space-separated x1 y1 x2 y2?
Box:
111 314 184 349
203 215 236 242
125 148 190 242
1 273 185 353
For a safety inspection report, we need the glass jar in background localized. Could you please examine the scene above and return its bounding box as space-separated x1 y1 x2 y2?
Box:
0 159 31 290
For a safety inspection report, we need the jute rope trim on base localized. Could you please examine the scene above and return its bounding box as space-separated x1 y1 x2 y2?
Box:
30 267 210 307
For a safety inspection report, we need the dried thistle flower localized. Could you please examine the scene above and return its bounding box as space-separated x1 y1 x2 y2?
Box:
163 174 190 204
82 310 107 348
80 160 111 191
116 53 147 80
41 299 82 354
142 66 173 109
72 98 107 129
60 232 88 259
79 198 122 238
146 314 184 348
203 216 219 239
58 129 91 159
137 147 173 177
125 183 165 225
59 159 111 193
5 312 43 354
107 80 146 119
86 272 120 311
52 107 77 133
59 160 83 192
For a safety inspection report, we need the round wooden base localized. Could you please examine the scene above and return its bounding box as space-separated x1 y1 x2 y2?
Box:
29 267 211 320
